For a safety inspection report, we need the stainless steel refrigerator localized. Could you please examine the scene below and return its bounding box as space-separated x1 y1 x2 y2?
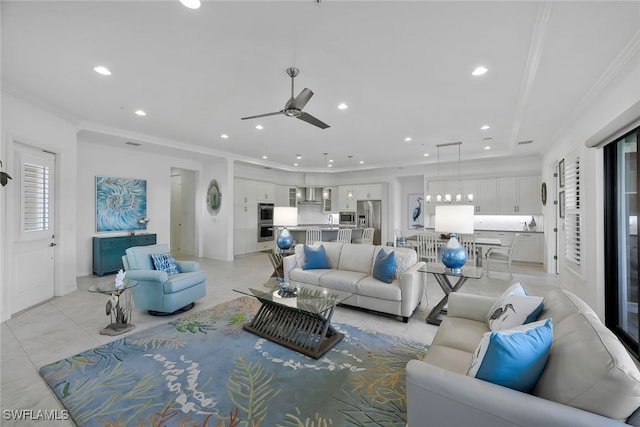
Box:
357 200 382 245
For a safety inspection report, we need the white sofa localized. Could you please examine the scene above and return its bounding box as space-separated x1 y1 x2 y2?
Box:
283 242 425 322
406 287 640 426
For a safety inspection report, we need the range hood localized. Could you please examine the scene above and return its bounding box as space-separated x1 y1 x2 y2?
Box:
298 187 322 204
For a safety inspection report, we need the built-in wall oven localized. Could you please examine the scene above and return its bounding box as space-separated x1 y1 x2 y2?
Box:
258 203 274 242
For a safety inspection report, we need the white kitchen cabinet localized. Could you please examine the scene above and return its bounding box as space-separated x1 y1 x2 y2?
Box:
274 185 292 207
512 233 542 263
233 229 257 256
255 182 275 202
497 176 541 214
354 184 381 200
233 204 257 230
338 186 357 211
476 179 498 214
234 179 256 204
322 187 337 213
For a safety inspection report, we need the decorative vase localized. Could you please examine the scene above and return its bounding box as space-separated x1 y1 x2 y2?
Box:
440 233 467 273
277 228 293 250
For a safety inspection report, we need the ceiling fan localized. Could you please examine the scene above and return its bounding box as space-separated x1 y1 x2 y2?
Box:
241 67 330 129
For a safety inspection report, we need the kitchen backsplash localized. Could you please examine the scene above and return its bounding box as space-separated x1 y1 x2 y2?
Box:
297 203 336 225
426 214 544 232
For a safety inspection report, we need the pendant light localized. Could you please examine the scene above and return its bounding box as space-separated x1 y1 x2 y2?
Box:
322 153 329 200
426 142 473 204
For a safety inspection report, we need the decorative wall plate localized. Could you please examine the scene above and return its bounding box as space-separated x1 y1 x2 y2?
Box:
207 180 221 215
541 182 547 206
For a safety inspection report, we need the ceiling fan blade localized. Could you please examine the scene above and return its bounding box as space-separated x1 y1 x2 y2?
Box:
241 111 284 120
297 112 330 129
290 88 314 110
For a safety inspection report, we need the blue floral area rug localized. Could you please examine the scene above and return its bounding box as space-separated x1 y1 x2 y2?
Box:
39 296 427 427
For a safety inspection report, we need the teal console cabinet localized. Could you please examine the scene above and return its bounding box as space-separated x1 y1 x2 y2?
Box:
93 234 157 276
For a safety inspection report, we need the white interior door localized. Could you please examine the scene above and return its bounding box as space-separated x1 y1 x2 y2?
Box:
12 144 56 314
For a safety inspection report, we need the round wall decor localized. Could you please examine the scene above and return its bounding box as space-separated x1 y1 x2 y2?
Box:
541 182 547 206
206 180 221 215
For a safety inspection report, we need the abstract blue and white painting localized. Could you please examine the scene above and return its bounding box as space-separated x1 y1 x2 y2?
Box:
96 176 147 232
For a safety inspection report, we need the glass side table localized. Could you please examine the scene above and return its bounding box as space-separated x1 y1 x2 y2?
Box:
419 263 483 325
89 280 138 336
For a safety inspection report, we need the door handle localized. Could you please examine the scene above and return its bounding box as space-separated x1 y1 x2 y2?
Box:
50 242 57 247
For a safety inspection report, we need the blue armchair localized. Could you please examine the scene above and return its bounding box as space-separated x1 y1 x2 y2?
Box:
122 244 207 316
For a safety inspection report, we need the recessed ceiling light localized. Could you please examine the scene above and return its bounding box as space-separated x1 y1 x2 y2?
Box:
179 0 201 9
328 164 333 168
262 155 268 159
359 161 364 164
472 66 488 76
93 66 111 76
484 146 491 150
329 159 334 163
294 163 299 166
423 153 429 157
134 110 146 116
404 137 412 142
338 103 348 110
296 154 302 159
220 134 229 139
481 125 490 130
255 125 263 130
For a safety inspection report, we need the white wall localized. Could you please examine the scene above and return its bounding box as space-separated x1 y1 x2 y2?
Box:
1 92 78 321
540 48 640 320
201 157 232 261
76 139 208 275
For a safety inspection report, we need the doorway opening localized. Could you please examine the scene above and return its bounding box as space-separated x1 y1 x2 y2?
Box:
170 168 197 256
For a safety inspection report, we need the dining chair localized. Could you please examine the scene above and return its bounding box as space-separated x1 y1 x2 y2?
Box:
485 233 521 278
458 234 477 267
355 228 375 245
416 232 438 263
335 228 352 243
305 228 323 245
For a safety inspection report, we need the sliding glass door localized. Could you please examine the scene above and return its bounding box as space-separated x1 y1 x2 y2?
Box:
605 127 639 357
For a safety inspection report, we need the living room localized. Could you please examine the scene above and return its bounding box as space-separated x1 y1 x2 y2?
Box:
1 1 640 425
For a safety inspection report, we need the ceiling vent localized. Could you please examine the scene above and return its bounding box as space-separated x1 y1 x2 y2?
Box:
517 140 533 145
125 141 142 146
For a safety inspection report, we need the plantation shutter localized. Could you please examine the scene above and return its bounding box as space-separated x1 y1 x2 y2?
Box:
22 162 50 232
564 152 582 274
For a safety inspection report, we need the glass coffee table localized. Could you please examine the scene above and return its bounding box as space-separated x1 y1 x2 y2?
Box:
234 278 352 359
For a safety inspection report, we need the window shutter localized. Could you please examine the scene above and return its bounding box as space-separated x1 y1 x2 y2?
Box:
564 153 581 274
22 162 50 232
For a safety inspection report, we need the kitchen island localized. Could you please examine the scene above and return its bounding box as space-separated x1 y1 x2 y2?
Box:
288 225 362 245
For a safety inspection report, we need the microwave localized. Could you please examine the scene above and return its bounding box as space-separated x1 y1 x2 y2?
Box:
339 211 356 225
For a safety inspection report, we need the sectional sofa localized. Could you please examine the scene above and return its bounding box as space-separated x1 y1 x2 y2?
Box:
406 286 640 426
282 242 425 322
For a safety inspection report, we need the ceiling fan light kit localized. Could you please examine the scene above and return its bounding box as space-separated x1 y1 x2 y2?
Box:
241 67 330 129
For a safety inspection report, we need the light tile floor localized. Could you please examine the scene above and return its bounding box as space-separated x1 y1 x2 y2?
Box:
0 253 557 426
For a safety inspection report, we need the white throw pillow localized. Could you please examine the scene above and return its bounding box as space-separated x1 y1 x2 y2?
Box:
487 294 544 331
393 248 417 277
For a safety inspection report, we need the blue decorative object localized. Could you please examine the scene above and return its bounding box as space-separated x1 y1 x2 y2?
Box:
277 228 294 250
440 233 467 273
467 318 553 393
303 244 331 270
151 253 179 275
373 248 397 283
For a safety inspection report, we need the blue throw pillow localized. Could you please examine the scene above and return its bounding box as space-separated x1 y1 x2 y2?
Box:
372 248 397 284
303 244 331 270
467 318 553 393
151 253 179 275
